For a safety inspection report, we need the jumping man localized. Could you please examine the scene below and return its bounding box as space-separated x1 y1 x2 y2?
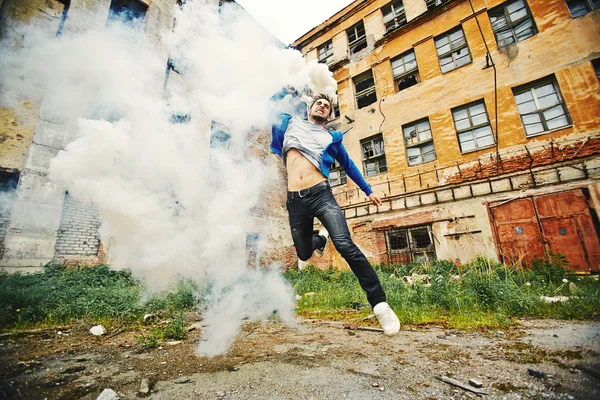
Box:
269 87 400 336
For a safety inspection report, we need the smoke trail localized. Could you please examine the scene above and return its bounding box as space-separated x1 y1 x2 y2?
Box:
0 0 337 356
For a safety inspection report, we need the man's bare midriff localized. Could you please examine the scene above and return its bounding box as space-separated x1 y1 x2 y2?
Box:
285 148 326 191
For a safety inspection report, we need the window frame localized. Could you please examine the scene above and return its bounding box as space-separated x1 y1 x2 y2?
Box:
347 21 367 55
452 100 496 153
382 0 406 33
361 134 387 177
385 225 436 264
434 26 472 74
512 77 571 138
488 0 537 48
402 118 437 166
390 49 420 92
565 0 600 18
328 159 348 187
353 70 378 109
317 40 334 65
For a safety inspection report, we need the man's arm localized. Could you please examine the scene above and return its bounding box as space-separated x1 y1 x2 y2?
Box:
334 145 382 206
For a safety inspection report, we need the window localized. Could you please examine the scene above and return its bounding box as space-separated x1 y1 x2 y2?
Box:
361 135 387 177
452 101 495 153
593 59 600 80
489 0 537 48
513 78 570 137
107 0 148 24
210 122 231 149
403 119 437 166
353 70 377 109
169 113 190 124
435 27 471 74
347 21 367 55
426 0 447 10
329 159 347 187
318 40 334 65
246 232 259 269
386 226 436 264
391 50 420 91
566 0 600 17
382 0 406 33
330 102 341 120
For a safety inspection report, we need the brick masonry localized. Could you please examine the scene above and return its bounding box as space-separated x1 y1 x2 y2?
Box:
54 192 101 256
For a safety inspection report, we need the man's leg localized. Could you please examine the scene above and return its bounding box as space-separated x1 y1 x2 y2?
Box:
287 197 326 261
307 190 386 307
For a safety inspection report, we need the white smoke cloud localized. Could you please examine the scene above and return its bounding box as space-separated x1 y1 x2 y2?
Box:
0 0 337 356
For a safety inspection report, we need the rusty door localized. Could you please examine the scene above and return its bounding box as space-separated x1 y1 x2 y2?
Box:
490 198 546 265
490 189 600 272
535 190 600 272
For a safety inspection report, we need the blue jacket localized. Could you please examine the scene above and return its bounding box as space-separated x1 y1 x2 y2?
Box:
269 88 373 196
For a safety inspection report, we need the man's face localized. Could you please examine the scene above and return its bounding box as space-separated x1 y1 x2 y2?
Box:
309 98 331 122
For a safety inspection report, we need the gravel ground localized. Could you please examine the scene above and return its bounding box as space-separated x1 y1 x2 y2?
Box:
1 318 599 399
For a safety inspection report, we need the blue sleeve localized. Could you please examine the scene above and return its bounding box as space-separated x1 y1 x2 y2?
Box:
335 144 373 196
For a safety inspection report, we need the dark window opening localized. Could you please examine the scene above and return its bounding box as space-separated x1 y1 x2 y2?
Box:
566 0 600 18
210 123 231 149
426 0 448 10
382 0 406 33
489 0 537 48
391 50 420 92
361 134 387 177
353 70 377 109
318 40 334 65
347 21 367 55
403 119 437 165
107 0 148 25
592 58 600 80
386 225 436 264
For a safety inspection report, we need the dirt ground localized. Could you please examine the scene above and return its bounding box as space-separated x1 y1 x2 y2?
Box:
1 317 599 400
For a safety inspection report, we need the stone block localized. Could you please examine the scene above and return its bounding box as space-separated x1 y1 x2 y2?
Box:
453 186 472 199
511 174 534 190
471 182 491 196
0 232 57 267
405 195 421 208
421 192 437 205
557 165 587 181
585 158 600 178
24 143 59 173
356 206 369 217
391 198 406 210
33 119 76 150
534 169 560 185
15 170 66 207
345 208 357 218
436 189 454 202
9 202 64 235
490 178 512 193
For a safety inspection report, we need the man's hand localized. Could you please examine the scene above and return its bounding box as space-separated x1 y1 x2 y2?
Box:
368 193 382 207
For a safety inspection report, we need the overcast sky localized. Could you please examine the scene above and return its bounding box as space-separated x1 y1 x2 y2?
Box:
235 0 355 45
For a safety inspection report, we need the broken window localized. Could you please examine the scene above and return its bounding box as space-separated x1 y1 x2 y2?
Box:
403 119 437 166
386 225 436 264
361 134 387 177
382 0 406 33
426 0 447 10
210 122 231 149
566 0 600 17
593 59 600 80
353 70 377 109
330 102 341 120
513 77 570 137
169 113 190 124
489 0 537 48
318 40 334 66
452 100 495 153
107 0 148 25
435 27 471 74
347 21 367 55
328 159 347 187
391 50 420 92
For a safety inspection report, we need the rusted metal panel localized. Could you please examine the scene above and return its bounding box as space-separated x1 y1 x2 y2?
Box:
491 198 546 265
490 190 600 272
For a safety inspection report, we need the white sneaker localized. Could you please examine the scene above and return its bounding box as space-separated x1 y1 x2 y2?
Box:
298 259 309 270
313 229 329 258
373 302 400 336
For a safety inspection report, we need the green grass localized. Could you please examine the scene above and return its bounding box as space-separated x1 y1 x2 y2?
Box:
1 256 598 333
284 256 600 329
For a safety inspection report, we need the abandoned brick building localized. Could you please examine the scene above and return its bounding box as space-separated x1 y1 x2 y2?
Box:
0 0 292 272
292 0 600 272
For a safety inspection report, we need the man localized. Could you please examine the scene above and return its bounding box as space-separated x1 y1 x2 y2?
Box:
269 87 400 336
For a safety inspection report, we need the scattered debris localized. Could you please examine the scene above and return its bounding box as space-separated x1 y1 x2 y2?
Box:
371 382 380 387
435 375 489 395
187 322 203 332
569 282 579 294
295 295 302 301
139 378 150 396
342 323 384 333
61 365 86 374
89 325 105 336
304 292 316 297
527 367 552 379
166 340 183 346
96 388 119 400
402 274 431 286
540 296 569 303
468 378 483 388
576 363 600 380
143 314 159 323
175 376 191 384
